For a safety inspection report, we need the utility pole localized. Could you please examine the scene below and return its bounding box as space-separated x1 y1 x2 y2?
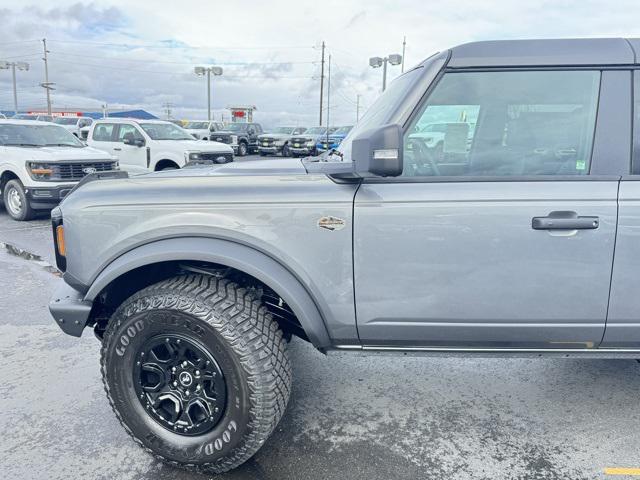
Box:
401 36 406 73
0 61 30 115
326 54 331 146
41 39 54 115
206 69 211 121
356 94 361 123
319 41 325 126
163 102 174 120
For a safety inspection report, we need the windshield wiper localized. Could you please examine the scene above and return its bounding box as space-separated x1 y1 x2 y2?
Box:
4 143 42 147
45 143 83 147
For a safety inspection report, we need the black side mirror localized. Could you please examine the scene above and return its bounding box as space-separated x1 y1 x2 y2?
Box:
123 134 144 147
248 128 255 135
352 123 403 177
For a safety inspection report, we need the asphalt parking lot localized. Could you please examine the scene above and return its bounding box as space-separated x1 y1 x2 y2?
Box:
2 159 640 479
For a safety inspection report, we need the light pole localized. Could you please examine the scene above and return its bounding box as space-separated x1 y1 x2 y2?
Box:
0 61 30 115
194 66 223 121
369 53 402 92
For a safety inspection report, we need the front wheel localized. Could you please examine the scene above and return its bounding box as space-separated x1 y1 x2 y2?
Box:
101 274 292 474
237 142 248 156
3 179 35 221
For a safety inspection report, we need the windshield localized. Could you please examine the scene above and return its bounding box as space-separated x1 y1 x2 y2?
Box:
332 126 353 136
271 127 295 134
185 121 209 129
335 65 427 160
303 127 326 135
54 117 80 126
226 123 247 132
139 122 193 140
0 124 85 147
12 114 39 120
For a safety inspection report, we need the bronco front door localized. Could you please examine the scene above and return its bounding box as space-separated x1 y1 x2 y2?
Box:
353 69 628 349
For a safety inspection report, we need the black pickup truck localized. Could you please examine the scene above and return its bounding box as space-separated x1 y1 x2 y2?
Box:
210 122 263 156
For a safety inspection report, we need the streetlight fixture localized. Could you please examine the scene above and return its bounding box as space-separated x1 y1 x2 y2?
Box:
194 66 223 121
0 61 30 115
369 53 402 92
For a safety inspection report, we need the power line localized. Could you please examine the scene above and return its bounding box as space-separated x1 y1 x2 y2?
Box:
47 39 315 50
48 51 315 67
50 58 315 78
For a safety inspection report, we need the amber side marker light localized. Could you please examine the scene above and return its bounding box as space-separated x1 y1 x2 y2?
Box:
30 168 53 175
56 225 66 257
604 467 640 476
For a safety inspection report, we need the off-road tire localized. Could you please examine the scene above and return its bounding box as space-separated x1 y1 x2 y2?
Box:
100 274 292 474
237 142 248 156
3 179 35 221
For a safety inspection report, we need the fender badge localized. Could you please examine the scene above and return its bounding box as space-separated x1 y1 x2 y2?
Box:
318 216 346 231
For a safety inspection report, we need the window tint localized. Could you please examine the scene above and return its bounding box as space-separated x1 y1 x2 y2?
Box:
117 124 144 142
92 123 116 141
403 70 600 177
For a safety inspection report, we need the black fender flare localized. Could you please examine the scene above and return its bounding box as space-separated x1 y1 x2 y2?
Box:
84 237 332 348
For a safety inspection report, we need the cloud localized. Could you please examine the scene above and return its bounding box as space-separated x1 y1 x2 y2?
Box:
1 0 640 128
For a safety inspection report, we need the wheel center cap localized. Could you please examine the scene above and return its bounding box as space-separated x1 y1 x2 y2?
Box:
179 371 193 387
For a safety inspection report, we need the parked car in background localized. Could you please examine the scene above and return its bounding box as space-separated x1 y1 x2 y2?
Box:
12 113 54 122
0 120 117 220
316 125 353 153
54 116 94 138
210 122 263 156
183 120 225 140
290 126 337 157
258 126 307 156
410 122 475 151
87 118 233 174
0 114 6 119
168 119 187 127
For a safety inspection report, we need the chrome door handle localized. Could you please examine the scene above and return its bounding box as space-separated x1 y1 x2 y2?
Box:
532 211 599 230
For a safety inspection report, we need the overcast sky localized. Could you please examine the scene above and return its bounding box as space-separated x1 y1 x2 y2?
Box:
0 0 639 127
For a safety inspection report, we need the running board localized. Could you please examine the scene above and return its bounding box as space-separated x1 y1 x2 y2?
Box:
327 345 640 359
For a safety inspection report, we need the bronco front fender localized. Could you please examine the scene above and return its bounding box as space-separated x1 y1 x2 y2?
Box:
83 237 333 349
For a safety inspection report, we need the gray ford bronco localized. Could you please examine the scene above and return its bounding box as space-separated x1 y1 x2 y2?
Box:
49 38 640 473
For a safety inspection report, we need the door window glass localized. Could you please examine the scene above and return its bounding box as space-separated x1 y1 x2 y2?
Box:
117 124 144 143
92 123 116 141
403 70 601 177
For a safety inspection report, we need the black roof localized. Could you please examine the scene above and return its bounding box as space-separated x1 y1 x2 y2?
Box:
447 38 640 68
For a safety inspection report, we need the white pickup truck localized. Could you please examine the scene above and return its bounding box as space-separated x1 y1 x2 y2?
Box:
183 120 225 140
54 116 94 139
0 119 117 220
86 118 234 174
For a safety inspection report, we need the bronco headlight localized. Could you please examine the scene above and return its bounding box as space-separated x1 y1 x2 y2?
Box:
27 162 53 180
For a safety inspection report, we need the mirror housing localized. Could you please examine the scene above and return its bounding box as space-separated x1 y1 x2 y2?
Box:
123 135 144 147
352 124 403 177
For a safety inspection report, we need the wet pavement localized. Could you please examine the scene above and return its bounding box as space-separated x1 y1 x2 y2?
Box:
1 205 640 479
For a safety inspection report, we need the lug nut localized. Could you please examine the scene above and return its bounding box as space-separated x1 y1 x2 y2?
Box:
182 361 188 367
173 381 178 387
185 390 190 396
195 370 200 376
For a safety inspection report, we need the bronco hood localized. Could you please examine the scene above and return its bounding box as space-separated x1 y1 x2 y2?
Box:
144 157 308 178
